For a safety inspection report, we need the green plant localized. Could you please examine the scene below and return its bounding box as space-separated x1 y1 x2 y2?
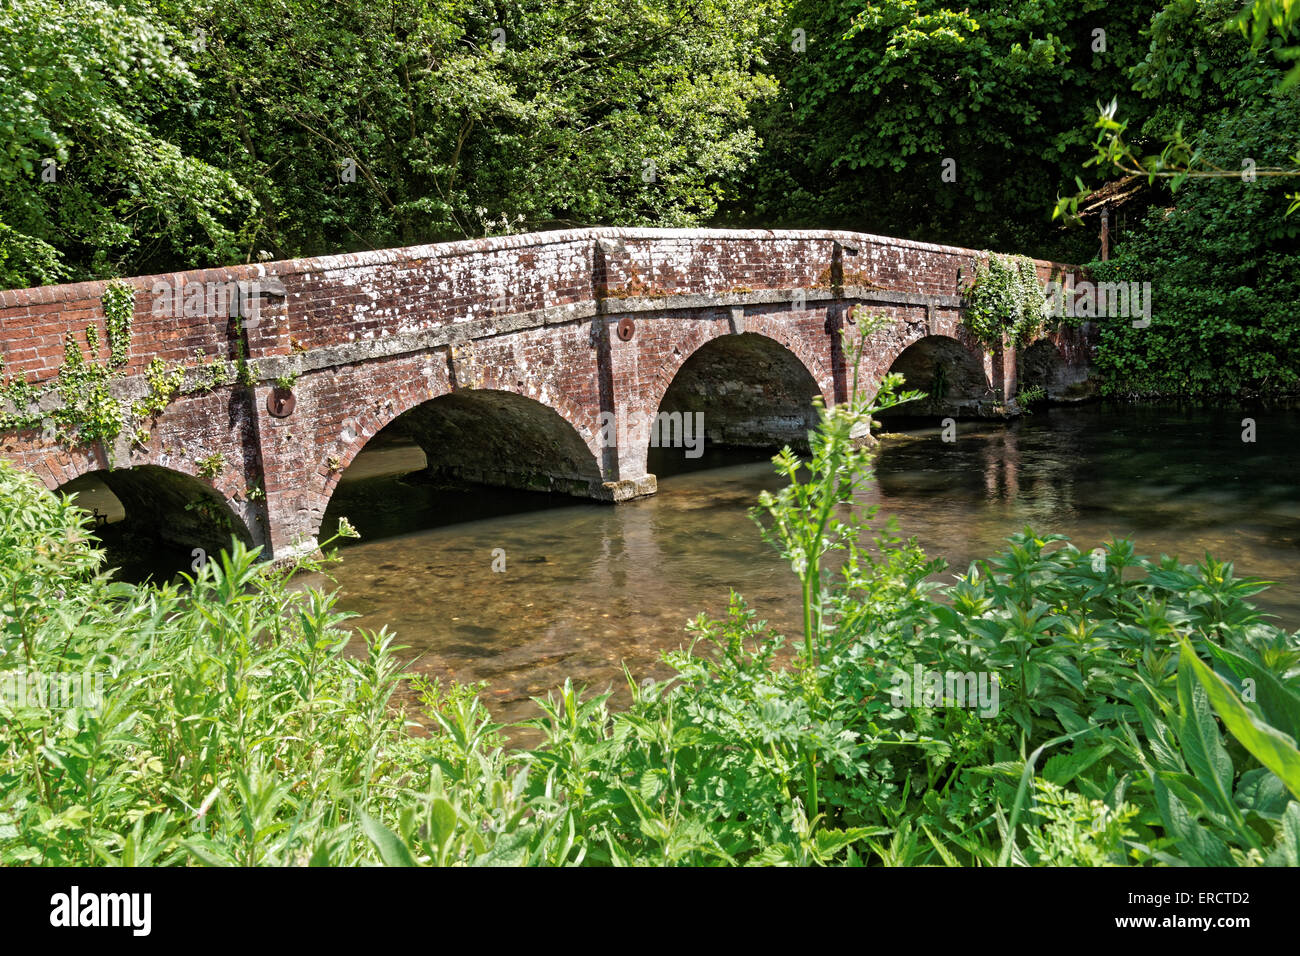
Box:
4 352 1300 867
0 362 44 433
51 333 123 448
0 282 144 450
101 280 134 368
1014 384 1046 409
196 452 225 480
187 357 233 395
133 358 184 419
273 372 298 391
964 253 1046 349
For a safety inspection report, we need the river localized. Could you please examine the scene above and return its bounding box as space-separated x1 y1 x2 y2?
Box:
295 402 1300 731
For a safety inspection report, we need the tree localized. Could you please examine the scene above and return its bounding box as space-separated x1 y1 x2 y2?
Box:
1 0 780 281
1080 0 1300 397
0 0 254 286
151 0 780 261
724 0 1157 260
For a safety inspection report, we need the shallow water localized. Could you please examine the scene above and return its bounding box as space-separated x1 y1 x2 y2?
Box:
300 402 1300 733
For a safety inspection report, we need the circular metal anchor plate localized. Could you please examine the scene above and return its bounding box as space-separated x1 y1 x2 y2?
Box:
616 317 635 342
267 388 296 418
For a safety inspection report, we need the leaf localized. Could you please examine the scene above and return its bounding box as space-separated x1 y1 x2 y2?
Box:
920 825 962 866
1042 742 1113 787
426 796 459 853
1266 803 1300 866
182 837 237 867
1235 768 1290 817
359 810 418 867
1151 776 1233 867
639 768 668 803
813 826 888 861
1203 641 1300 739
1175 659 1237 818
475 828 532 867
1180 641 1300 801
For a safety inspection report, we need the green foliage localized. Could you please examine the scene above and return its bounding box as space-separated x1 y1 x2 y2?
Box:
1023 780 1140 866
0 361 43 433
964 253 1046 349
1052 1 1300 397
0 462 399 865
101 281 134 368
196 452 225 480
0 282 150 449
0 221 64 290
0 0 778 281
1085 97 1300 396
133 359 184 420
1015 385 1047 411
0 310 228 453
0 0 256 283
1057 1 1300 223
6 332 1300 865
51 334 123 448
181 349 234 396
8 313 1300 868
727 0 1155 259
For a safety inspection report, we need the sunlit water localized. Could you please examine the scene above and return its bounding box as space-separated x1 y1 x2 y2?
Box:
294 403 1300 734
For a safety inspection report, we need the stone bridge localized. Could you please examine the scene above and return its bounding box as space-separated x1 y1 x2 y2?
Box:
0 228 1093 563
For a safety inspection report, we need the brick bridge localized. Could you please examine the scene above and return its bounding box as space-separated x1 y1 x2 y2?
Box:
0 228 1093 563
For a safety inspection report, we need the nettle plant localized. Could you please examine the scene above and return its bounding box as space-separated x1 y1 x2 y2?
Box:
964 252 1047 350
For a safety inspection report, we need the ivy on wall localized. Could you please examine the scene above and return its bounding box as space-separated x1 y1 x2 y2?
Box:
0 283 239 460
101 279 134 367
963 252 1047 350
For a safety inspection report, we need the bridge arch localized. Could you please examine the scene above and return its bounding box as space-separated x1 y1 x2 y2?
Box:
640 327 829 472
315 383 605 542
55 464 254 581
1017 338 1071 398
648 321 834 419
874 332 994 419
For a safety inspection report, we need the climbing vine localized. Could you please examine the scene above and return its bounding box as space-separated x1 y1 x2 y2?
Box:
133 358 184 419
51 332 123 447
963 252 1047 349
0 285 139 447
2 284 194 451
0 285 254 457
102 279 134 367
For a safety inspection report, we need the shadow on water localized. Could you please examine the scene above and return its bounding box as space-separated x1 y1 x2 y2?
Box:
296 403 1300 740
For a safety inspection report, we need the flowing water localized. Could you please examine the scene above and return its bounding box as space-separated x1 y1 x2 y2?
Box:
296 403 1300 734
